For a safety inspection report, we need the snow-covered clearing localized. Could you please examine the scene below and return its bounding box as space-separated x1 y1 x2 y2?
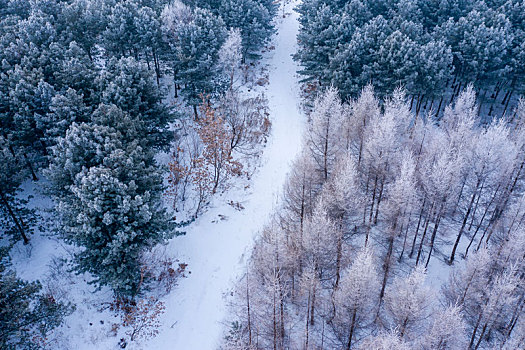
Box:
146 2 304 349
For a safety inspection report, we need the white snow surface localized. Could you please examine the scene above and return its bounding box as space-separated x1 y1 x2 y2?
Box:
146 3 304 349
9 2 304 349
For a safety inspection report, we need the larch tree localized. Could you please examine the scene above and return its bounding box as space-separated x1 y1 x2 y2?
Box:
420 305 468 350
383 266 434 340
306 86 345 181
332 246 380 350
218 28 243 90
356 330 411 350
379 152 418 301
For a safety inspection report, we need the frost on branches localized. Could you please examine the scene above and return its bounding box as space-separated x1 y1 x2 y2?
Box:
225 87 525 350
168 93 270 217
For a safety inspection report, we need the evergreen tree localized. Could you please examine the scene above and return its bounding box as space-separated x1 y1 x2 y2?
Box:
219 0 276 60
0 249 71 349
0 137 36 244
163 6 227 116
47 120 173 297
97 57 172 148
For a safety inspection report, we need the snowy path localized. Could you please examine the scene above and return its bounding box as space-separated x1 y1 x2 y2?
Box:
147 2 304 349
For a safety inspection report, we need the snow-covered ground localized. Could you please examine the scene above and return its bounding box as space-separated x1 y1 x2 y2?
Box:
9 2 304 349
145 2 304 349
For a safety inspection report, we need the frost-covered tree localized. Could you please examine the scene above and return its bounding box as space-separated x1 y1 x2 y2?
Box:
97 57 171 148
162 6 227 117
39 88 90 146
357 330 411 350
249 223 291 350
0 249 71 349
306 87 345 181
383 266 434 340
379 152 418 299
333 247 380 349
218 0 276 60
344 84 380 163
102 0 140 58
47 120 173 297
420 305 468 350
62 0 105 61
218 28 242 90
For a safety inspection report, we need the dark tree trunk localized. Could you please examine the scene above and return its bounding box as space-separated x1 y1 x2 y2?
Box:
0 189 29 244
410 198 426 258
450 181 480 263
346 309 357 350
379 235 394 302
425 210 442 268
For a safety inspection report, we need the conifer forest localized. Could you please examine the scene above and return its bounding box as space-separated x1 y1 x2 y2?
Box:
0 0 524 349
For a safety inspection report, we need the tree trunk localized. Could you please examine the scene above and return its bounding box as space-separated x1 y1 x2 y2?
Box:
310 280 316 326
398 213 412 262
379 235 394 302
193 104 198 120
410 197 426 258
334 229 343 290
425 211 442 268
0 189 29 244
346 309 357 350
246 270 252 345
449 181 480 263
465 185 500 258
369 175 378 225
273 283 277 350
279 284 285 348
473 322 488 350
468 182 485 231
374 177 384 225
435 95 444 119
416 208 432 266
152 48 160 86
305 288 310 349
469 314 482 350
23 153 38 181
502 89 513 117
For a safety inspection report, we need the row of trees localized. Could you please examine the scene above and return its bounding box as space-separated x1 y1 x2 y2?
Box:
295 0 525 118
0 0 277 347
225 86 525 349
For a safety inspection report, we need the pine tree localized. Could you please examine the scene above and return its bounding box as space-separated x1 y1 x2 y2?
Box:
163 6 227 116
97 57 171 149
0 137 36 244
0 249 71 349
219 0 276 60
47 120 173 297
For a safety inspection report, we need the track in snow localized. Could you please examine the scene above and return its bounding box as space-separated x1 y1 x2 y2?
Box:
147 2 304 349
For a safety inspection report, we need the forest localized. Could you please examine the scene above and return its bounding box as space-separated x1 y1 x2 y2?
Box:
295 0 525 119
0 0 276 348
225 0 525 349
0 0 524 349
225 86 525 350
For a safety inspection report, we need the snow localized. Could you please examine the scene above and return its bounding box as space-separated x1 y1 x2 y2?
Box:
145 2 304 349
9 2 305 348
